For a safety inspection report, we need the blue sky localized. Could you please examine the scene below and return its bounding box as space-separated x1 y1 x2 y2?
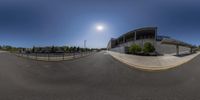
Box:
0 0 200 48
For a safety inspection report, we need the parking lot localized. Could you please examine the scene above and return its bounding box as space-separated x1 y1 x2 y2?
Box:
0 51 200 100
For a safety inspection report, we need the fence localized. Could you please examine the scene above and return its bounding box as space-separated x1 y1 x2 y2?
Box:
16 51 95 61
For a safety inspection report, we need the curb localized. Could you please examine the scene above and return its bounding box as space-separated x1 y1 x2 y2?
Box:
109 51 200 72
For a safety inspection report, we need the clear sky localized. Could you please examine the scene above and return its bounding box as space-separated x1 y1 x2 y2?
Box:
0 0 200 48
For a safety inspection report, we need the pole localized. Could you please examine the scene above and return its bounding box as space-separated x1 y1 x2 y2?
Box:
73 52 75 58
48 53 49 61
176 45 179 55
63 53 64 60
84 40 87 55
36 53 37 60
84 40 87 48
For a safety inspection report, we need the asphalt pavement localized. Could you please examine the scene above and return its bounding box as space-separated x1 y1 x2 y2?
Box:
0 51 200 100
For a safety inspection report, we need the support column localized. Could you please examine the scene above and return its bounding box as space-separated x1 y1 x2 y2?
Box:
123 36 126 43
190 48 193 53
154 28 157 48
176 45 179 55
134 31 137 42
155 28 157 41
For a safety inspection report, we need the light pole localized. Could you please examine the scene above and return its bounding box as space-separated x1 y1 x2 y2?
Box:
84 40 87 54
84 40 87 49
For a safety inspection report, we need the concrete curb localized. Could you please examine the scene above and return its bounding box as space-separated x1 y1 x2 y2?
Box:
108 51 200 72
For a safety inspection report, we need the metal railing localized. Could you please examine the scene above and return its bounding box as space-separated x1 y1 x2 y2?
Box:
16 51 95 61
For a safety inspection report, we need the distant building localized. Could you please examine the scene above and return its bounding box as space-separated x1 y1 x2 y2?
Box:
107 27 195 55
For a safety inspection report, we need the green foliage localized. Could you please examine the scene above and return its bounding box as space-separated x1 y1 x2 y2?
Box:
0 45 95 53
77 47 80 52
63 46 69 52
129 44 142 54
143 42 155 53
32 46 36 53
51 46 55 53
198 45 200 51
0 45 19 52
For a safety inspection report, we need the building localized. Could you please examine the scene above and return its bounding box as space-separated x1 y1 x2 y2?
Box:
107 27 195 55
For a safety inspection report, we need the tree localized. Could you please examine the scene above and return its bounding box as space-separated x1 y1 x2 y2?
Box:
68 47 73 52
63 46 69 52
73 46 77 52
198 45 200 51
51 46 55 53
77 47 80 52
129 44 142 54
54 46 59 52
32 46 36 53
38 47 42 53
80 48 84 52
143 42 155 53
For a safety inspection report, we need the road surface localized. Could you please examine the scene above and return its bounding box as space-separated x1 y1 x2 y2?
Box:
0 51 200 100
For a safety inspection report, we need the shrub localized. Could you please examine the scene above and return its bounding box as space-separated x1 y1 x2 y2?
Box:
143 42 155 53
129 44 142 54
199 45 200 51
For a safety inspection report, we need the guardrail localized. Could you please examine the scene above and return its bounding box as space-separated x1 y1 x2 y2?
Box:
16 52 96 61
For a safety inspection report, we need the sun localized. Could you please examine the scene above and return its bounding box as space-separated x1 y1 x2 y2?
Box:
96 25 104 31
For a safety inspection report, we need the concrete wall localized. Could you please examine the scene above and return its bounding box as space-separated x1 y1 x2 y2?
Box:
110 39 155 53
134 39 155 48
110 40 191 54
110 46 125 53
155 42 191 54
118 39 155 47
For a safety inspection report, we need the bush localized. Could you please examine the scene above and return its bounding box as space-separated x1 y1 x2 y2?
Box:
143 42 155 53
198 45 200 51
129 44 142 54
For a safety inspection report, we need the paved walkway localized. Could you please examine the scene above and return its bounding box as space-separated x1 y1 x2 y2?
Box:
108 51 200 71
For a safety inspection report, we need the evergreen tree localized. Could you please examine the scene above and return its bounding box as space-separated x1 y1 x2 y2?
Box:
32 46 35 53
77 47 80 52
51 46 55 53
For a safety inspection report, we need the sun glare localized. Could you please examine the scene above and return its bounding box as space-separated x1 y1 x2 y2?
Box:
96 25 104 31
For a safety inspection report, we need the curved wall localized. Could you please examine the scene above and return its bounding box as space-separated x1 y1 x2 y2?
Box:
155 42 191 54
110 41 191 54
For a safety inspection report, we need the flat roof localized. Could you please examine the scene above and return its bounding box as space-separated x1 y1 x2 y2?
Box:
116 27 157 40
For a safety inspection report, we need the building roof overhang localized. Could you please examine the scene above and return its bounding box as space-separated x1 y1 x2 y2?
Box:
116 27 157 40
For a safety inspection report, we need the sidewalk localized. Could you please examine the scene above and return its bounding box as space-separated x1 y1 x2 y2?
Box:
108 51 200 71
